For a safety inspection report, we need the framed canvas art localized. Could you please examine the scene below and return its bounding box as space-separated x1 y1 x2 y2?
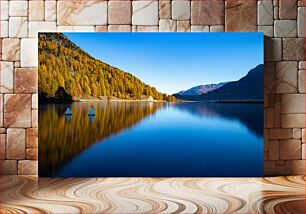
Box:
38 32 264 177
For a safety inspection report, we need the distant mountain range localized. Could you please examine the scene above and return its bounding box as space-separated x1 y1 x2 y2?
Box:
173 64 264 102
177 82 230 96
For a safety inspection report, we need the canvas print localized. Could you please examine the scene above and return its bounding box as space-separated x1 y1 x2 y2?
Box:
38 33 264 177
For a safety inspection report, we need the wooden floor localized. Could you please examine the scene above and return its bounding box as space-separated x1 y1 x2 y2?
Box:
0 176 305 214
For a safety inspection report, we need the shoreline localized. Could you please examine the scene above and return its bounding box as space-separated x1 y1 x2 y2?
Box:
74 98 167 103
39 96 263 104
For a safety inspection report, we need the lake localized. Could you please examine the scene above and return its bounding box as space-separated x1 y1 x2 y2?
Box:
39 102 264 177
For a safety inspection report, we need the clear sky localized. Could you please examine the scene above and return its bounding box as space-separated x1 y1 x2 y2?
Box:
64 33 263 95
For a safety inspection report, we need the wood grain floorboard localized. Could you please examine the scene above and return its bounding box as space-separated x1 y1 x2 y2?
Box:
0 176 305 213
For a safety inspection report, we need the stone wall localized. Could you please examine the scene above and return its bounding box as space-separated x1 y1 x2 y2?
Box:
0 0 305 176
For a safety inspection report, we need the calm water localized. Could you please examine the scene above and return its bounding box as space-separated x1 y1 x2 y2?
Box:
39 102 264 177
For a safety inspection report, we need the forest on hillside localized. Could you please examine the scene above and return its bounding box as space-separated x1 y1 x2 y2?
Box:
38 33 176 102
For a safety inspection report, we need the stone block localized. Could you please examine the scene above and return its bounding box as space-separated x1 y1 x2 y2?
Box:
18 160 38 175
0 134 5 159
210 25 224 32
0 62 14 93
279 0 297 19
2 38 20 61
282 114 305 128
274 7 279 20
172 1 190 20
293 128 302 139
15 61 20 68
14 68 38 93
302 144 306 159
274 100 282 128
268 128 292 139
303 129 306 143
0 21 8 37
108 25 131 32
57 26 95 32
57 1 107 25
192 0 224 25
95 26 108 32
264 38 281 61
4 94 31 128
132 1 158 25
191 25 209 32
0 1 8 20
159 19 176 32
21 39 38 67
0 94 2 127
264 62 276 94
276 61 298 93
258 26 273 37
9 1 28 16
177 21 190 32
282 94 305 113
264 151 269 160
264 160 276 176
286 160 305 175
6 128 25 159
32 94 38 109
266 108 274 128
26 148 38 160
108 1 131 24
0 160 17 175
258 0 273 25
45 1 57 21
298 0 305 6
283 38 305 61
225 0 256 31
136 26 159 32
269 140 279 160
9 17 27 38
298 7 305 37
26 128 38 148
280 139 302 160
274 20 297 37
159 1 171 19
29 22 57 38
299 61 306 69
276 164 286 175
32 110 38 128
298 70 305 93
29 1 45 21
264 139 269 152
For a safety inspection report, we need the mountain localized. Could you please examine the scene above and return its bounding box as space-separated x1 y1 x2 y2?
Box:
38 33 176 102
173 64 264 101
176 82 229 96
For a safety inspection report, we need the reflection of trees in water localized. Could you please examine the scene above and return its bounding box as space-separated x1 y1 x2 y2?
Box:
173 102 264 137
39 102 162 176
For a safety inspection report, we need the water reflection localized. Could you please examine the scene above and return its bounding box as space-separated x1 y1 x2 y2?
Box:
39 102 263 177
173 102 264 137
39 102 162 176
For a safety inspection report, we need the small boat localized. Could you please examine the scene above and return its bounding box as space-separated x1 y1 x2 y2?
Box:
64 107 72 115
88 106 95 116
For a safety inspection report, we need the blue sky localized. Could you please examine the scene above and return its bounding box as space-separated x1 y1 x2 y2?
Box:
64 33 263 95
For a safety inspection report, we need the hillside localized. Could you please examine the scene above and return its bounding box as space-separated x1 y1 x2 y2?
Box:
176 82 229 96
38 33 176 102
174 64 264 101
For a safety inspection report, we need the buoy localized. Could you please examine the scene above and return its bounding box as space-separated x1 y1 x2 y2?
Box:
65 115 72 122
88 106 95 116
64 107 72 115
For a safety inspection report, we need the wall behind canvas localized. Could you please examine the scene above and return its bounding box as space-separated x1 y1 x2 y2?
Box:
0 0 305 176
